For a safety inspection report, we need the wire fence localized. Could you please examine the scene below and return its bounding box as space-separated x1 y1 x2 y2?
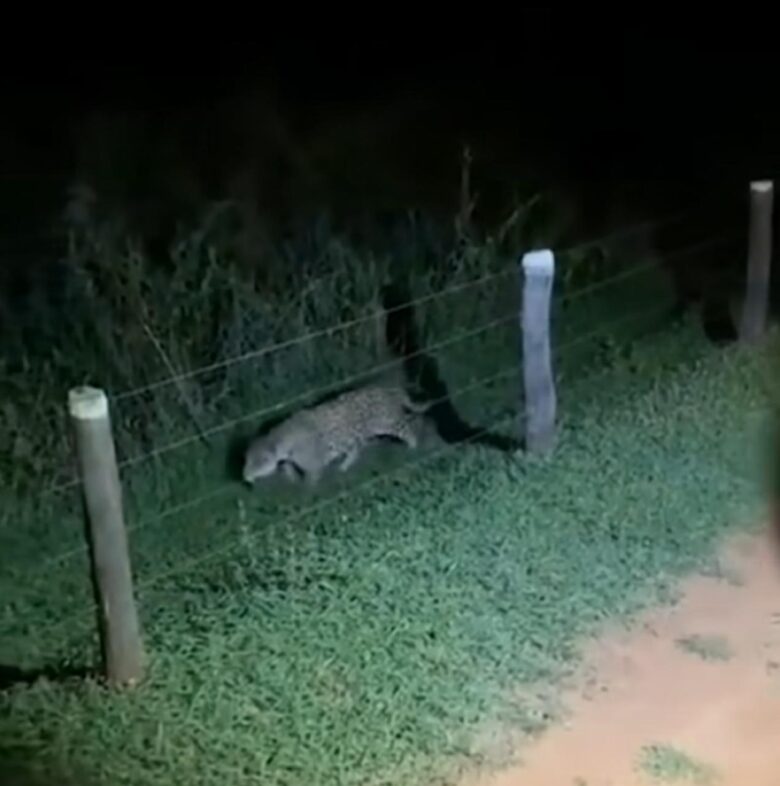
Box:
38 225 740 500
14 285 760 656
24 294 682 581
14 300 677 653
104 200 712 405
1 185 773 687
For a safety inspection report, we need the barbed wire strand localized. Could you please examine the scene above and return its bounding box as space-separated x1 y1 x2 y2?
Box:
102 233 747 469
107 204 723 405
21 296 701 643
29 485 239 574
40 305 519 499
37 393 766 663
38 312 517 499
557 198 736 256
114 313 517 466
553 231 738 302
108 269 512 402
26 372 524 652
27 256 763 607
46 337 766 659
11 364 520 600
38 229 740 500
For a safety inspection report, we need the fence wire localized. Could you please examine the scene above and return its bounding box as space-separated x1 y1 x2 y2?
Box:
39 228 737 500
19 295 714 649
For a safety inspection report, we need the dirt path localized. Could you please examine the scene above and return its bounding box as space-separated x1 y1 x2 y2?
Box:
462 524 780 786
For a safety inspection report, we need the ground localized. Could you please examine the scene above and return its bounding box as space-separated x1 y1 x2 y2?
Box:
462 524 780 786
0 323 771 786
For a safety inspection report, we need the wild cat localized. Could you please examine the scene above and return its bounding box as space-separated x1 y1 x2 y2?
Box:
242 384 435 486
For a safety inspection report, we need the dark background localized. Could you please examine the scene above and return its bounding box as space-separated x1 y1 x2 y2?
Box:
0 21 777 270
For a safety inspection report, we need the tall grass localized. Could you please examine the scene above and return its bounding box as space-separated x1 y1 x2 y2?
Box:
2 168 773 786
0 176 655 642
2 167 615 501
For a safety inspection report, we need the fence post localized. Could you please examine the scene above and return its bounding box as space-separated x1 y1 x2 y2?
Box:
68 385 144 686
739 180 774 344
520 249 557 455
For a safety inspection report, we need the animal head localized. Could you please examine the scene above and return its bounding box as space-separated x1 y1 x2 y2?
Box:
242 436 281 484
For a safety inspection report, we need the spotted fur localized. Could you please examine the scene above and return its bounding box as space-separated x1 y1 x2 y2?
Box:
242 385 433 486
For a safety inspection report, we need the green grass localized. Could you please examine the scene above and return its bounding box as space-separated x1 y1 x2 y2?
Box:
698 561 745 587
0 319 772 786
0 199 775 785
637 744 721 784
675 635 734 662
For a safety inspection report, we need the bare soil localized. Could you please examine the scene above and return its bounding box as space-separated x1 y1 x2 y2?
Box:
462 523 780 786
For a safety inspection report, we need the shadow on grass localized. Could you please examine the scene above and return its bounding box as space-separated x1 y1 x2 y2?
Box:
382 278 521 452
0 744 95 786
222 277 523 483
0 663 94 692
0 667 100 784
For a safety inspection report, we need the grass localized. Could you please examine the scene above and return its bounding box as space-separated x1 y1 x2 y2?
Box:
0 191 774 785
637 744 721 784
698 561 745 587
675 635 734 662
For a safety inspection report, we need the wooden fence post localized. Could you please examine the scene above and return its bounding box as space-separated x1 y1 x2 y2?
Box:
68 386 144 686
739 180 774 344
521 249 557 455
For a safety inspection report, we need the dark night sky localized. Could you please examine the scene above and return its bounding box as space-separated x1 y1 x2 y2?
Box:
3 23 768 130
2 21 775 154
1 20 779 246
